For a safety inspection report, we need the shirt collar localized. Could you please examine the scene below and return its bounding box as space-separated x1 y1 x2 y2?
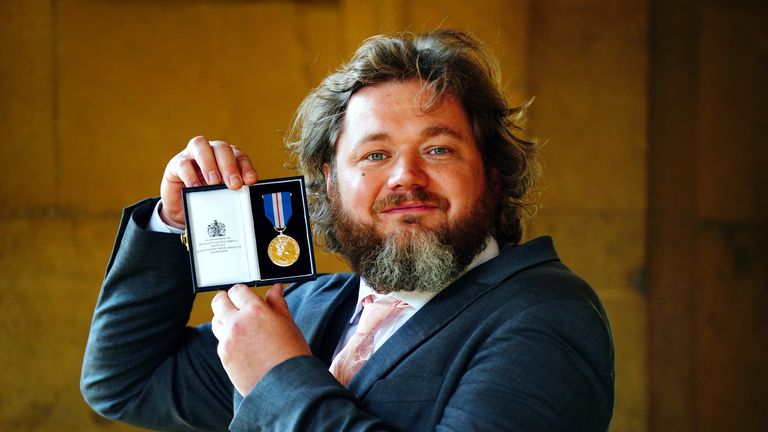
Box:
350 237 500 323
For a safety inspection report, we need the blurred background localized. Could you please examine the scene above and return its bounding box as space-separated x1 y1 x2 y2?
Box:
1 0 765 431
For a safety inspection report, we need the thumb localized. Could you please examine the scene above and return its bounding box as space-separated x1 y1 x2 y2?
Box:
265 284 291 319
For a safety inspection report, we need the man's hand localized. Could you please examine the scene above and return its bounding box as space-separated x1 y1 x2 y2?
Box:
159 136 259 229
211 284 312 396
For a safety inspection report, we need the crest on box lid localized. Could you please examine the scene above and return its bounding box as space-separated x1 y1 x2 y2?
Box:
207 220 226 237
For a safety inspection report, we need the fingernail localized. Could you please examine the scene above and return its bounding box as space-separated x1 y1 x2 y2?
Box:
229 174 242 188
244 171 257 182
207 170 221 185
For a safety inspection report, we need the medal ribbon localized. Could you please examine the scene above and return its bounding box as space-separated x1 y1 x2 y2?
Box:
263 192 293 232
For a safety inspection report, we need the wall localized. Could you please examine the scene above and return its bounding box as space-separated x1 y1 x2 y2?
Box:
526 2 648 431
648 1 768 430
1 1 649 430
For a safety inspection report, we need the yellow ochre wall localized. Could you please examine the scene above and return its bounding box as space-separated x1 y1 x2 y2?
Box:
0 1 640 430
1 1 764 431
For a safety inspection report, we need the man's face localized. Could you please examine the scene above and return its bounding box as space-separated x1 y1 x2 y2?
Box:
323 80 496 293
325 79 488 239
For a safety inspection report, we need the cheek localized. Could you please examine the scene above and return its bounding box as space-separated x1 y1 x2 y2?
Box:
336 170 377 208
449 169 487 210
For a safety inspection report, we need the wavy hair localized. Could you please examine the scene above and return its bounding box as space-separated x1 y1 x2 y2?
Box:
286 30 540 251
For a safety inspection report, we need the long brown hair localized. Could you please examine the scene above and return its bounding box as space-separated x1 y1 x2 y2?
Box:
286 30 541 251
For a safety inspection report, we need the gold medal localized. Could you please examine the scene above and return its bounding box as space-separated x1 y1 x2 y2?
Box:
267 233 300 267
263 191 301 267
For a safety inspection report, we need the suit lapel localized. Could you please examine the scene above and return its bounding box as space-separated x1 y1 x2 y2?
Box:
314 282 359 364
346 236 559 398
290 275 359 364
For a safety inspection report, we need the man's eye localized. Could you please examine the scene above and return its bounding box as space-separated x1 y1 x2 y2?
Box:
366 152 386 161
428 147 451 155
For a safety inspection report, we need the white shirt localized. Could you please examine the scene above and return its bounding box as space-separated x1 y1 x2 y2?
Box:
332 238 500 359
148 201 184 234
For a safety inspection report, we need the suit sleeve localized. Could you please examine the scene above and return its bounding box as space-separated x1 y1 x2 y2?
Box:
80 198 233 432
228 356 396 431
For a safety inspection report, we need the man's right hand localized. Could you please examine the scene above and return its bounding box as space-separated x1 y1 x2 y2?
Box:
159 136 259 229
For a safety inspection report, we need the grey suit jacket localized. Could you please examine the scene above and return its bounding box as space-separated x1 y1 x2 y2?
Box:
81 198 614 431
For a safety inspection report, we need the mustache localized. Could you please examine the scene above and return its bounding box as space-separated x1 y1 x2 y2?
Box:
371 190 449 213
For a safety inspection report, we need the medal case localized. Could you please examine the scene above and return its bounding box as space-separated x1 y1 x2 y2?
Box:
181 176 317 292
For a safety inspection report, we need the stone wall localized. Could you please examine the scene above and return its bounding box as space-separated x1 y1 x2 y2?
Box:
1 1 656 430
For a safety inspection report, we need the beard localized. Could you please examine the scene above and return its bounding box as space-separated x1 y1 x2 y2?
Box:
330 187 498 295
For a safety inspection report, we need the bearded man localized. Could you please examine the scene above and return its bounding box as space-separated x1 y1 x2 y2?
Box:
81 30 614 431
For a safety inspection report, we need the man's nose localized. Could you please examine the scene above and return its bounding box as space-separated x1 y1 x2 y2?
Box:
387 154 428 190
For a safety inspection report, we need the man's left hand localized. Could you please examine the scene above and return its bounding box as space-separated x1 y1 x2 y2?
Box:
211 284 311 396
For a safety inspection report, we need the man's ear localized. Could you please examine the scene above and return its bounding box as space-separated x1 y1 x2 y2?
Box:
323 163 332 195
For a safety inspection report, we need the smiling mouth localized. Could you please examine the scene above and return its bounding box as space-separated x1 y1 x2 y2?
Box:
380 202 440 213
372 191 449 214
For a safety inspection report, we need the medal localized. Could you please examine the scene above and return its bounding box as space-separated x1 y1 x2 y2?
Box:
263 192 300 267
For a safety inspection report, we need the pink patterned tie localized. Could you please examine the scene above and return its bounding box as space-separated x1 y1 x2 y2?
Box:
330 295 407 386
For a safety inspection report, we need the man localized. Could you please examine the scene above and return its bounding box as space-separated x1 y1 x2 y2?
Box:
81 30 614 431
